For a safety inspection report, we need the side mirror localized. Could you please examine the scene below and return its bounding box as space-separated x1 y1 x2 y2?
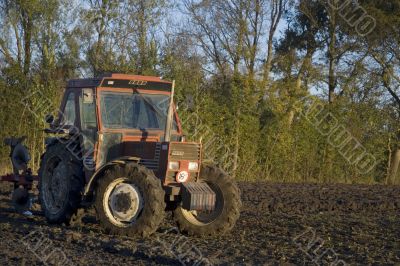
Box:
45 114 54 124
83 88 94 104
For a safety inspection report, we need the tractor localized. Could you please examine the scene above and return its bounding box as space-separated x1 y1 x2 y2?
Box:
2 73 241 237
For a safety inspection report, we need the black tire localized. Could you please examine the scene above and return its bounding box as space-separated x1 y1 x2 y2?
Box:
173 165 241 236
38 142 84 224
95 163 165 237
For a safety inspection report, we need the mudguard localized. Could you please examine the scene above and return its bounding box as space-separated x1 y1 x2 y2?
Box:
83 156 140 197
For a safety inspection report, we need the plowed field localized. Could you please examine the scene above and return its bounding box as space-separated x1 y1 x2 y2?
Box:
0 182 399 265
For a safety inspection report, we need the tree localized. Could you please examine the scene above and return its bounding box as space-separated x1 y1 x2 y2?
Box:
262 0 287 93
0 0 45 82
359 0 400 184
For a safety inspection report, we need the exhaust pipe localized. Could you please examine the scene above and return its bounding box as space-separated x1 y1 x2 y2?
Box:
164 80 175 142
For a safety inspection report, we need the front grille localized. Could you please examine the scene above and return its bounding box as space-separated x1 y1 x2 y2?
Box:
169 143 201 161
139 143 161 170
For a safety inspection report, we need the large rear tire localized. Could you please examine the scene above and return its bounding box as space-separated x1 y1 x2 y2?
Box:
95 163 165 237
39 142 84 224
173 165 241 236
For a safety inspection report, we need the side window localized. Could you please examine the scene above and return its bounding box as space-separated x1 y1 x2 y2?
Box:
80 88 97 130
62 92 76 126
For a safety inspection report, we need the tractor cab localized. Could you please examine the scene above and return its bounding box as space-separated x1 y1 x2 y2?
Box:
48 74 201 189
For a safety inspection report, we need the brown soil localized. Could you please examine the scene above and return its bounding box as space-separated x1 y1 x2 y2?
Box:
0 182 399 265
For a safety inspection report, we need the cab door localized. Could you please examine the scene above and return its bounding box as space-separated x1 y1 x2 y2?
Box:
78 88 98 176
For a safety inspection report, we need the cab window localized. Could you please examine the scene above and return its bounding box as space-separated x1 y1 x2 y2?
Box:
80 88 97 130
62 92 76 126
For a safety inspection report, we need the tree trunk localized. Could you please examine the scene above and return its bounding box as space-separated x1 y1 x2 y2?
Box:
22 10 33 76
287 48 313 127
286 73 302 127
327 6 337 104
262 30 274 91
138 0 147 74
12 23 22 68
262 0 284 94
388 147 400 185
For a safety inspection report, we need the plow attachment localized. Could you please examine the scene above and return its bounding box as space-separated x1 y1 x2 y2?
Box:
1 137 38 213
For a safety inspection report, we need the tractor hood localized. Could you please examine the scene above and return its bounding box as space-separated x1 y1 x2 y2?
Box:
96 135 202 184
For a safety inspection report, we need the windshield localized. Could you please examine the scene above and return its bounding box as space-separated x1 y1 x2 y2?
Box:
100 91 177 130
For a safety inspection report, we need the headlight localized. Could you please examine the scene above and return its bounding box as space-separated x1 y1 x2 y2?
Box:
188 162 199 171
169 161 179 170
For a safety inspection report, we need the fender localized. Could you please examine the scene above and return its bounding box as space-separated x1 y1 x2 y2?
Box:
83 156 140 196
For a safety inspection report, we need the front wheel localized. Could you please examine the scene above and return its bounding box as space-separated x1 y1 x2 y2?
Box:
95 163 165 237
173 165 241 236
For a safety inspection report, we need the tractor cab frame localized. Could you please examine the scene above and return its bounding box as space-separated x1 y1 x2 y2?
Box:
48 74 205 204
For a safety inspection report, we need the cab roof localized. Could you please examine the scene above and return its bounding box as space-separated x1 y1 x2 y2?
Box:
67 73 172 92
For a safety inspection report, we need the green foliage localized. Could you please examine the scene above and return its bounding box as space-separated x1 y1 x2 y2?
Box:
0 0 399 184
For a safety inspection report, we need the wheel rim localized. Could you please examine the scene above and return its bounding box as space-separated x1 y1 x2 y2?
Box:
103 178 143 227
181 183 224 226
42 157 69 215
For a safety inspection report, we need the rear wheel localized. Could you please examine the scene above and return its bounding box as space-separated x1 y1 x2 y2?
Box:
173 165 241 236
95 163 165 237
39 142 84 224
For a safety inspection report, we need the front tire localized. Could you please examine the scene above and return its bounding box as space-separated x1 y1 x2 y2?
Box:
173 165 241 236
95 163 165 237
